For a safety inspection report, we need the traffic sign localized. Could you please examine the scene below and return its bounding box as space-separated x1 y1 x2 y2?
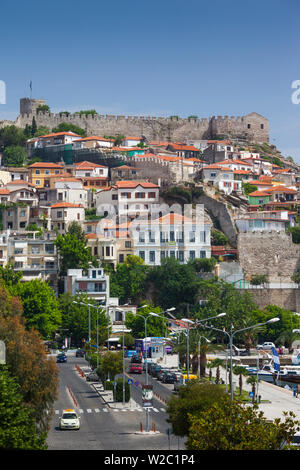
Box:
134 381 139 387
127 379 133 385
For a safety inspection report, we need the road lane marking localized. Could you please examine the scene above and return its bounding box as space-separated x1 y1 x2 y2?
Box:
79 409 84 413
87 409 92 413
95 408 100 413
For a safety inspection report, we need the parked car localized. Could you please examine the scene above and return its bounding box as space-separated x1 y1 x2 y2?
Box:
148 363 157 375
86 372 100 382
59 409 80 430
152 365 163 378
157 369 170 381
256 342 275 350
76 349 85 358
162 373 177 384
130 355 142 364
143 359 154 371
129 363 142 374
57 354 67 363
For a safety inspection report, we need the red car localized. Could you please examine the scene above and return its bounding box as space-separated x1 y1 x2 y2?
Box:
129 363 142 374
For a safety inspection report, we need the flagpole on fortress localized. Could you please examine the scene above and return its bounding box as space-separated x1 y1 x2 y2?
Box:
30 81 32 99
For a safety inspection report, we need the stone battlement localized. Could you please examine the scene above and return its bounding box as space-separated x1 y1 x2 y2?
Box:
10 98 270 144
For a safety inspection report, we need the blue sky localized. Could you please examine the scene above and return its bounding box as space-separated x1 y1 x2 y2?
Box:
1 0 300 161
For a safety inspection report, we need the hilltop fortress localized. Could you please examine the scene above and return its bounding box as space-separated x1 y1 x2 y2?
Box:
4 98 270 143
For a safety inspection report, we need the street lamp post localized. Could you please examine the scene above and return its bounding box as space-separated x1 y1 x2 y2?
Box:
206 317 280 401
181 313 226 380
197 336 210 380
73 300 91 344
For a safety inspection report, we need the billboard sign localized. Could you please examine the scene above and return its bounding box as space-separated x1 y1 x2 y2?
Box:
142 384 153 408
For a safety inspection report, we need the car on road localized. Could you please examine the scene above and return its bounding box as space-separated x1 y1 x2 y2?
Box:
59 409 80 430
157 369 170 381
152 364 163 378
143 359 154 371
86 372 100 382
129 363 142 374
76 349 85 358
256 342 276 350
162 373 177 384
174 374 198 392
56 354 67 363
130 355 142 364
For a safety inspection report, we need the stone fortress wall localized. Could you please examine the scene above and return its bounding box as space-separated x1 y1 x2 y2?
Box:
238 231 300 283
4 98 270 144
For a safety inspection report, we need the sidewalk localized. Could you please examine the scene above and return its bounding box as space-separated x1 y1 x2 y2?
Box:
217 367 300 421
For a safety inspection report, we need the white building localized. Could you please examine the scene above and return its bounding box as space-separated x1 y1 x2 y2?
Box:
64 267 110 304
201 164 242 194
131 212 212 265
74 161 109 179
36 132 81 148
234 210 294 232
96 181 160 221
50 202 85 233
121 136 142 147
73 136 114 149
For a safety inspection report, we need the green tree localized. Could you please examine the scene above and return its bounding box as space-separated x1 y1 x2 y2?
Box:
0 263 23 288
98 351 123 381
109 255 148 303
0 367 47 449
232 365 249 396
167 382 228 437
3 145 27 166
55 224 98 284
58 292 108 347
31 116 37 136
186 398 300 450
36 105 50 113
125 305 166 338
0 125 26 149
242 182 258 196
11 279 62 338
149 257 200 310
52 122 86 137
211 229 228 246
189 257 217 273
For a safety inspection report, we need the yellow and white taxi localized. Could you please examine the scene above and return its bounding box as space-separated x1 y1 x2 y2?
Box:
59 409 81 430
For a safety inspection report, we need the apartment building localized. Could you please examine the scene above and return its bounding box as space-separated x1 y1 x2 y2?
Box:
28 162 64 188
131 212 212 265
39 177 89 207
50 202 85 233
7 231 58 285
36 131 81 148
95 181 160 222
64 267 110 304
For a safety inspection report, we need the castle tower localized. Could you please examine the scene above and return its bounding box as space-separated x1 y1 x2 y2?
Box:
20 98 47 116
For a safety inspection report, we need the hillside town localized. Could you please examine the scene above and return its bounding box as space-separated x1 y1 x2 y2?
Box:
1 100 300 312
2 97 300 451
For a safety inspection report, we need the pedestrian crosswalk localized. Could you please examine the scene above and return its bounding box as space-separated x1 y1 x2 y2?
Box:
53 407 166 415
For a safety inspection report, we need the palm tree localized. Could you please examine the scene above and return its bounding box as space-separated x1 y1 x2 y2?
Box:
276 330 300 353
246 375 259 403
232 365 249 396
209 358 225 384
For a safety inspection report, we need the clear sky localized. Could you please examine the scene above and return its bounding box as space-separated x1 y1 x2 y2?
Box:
1 0 300 161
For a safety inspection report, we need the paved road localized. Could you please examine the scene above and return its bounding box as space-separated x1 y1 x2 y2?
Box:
46 355 185 450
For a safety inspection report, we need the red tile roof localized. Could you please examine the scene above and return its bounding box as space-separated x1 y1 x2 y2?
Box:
115 181 159 189
50 202 84 208
28 162 64 169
